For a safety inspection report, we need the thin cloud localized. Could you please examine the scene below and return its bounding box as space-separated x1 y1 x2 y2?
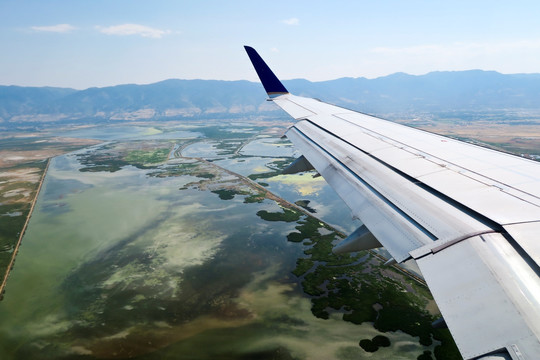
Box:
361 39 540 77
282 18 299 26
31 24 76 33
97 24 171 38
370 40 540 57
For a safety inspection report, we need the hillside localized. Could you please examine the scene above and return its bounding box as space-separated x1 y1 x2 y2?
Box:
1 70 540 130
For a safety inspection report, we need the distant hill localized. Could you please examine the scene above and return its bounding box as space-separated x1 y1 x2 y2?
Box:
286 70 540 113
1 70 540 129
0 80 273 129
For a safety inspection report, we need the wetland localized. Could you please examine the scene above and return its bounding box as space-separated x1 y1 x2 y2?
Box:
0 122 459 359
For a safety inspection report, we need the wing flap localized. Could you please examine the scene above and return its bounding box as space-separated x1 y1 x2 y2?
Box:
416 233 540 359
504 222 540 268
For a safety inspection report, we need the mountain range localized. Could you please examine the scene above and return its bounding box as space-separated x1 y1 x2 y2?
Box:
1 70 540 130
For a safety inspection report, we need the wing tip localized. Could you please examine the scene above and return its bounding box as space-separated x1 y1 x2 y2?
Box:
244 45 289 96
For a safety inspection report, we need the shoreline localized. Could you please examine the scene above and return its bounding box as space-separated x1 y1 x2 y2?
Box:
0 158 51 300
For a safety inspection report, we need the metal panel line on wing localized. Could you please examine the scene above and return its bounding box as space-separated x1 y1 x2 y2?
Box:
299 117 505 232
283 94 540 207
322 105 540 204
285 127 430 262
291 125 438 242
334 110 540 206
281 96 540 225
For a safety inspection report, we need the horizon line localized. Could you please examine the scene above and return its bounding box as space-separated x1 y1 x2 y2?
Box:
2 69 540 90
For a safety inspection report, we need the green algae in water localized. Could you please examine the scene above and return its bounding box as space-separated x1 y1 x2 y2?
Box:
0 132 453 360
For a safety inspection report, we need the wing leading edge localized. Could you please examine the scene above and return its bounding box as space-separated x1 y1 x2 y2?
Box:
244 46 540 359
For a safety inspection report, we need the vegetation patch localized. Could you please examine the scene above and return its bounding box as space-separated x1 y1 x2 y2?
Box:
211 189 239 200
78 141 172 172
358 335 390 353
286 232 305 243
210 188 265 203
359 339 378 352
196 172 215 179
432 328 460 359
247 158 294 181
124 148 170 166
248 171 281 181
243 192 265 203
0 204 29 270
287 217 323 244
291 258 314 277
214 140 243 155
294 199 316 213
261 203 461 358
373 335 391 347
79 164 124 172
78 158 127 172
418 350 434 360
256 208 301 222
266 158 294 171
149 162 206 178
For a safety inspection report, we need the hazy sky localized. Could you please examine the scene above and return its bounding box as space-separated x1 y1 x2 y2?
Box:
2 0 540 89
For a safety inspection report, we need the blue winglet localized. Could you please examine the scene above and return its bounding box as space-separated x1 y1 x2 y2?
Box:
244 46 289 97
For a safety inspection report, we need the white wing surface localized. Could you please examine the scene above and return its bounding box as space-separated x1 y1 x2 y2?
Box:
245 46 540 360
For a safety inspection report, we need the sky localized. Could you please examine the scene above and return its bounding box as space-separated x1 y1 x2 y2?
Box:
2 0 540 89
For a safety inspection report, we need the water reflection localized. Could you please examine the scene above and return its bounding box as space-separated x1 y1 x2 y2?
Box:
0 129 429 359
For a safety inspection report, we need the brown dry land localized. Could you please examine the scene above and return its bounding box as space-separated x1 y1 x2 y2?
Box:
0 136 101 298
402 120 540 158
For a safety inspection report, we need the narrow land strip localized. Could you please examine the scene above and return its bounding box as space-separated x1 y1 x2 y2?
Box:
0 158 50 299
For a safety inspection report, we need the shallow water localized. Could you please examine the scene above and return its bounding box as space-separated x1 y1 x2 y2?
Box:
53 125 202 141
239 137 296 157
0 153 304 358
0 127 432 359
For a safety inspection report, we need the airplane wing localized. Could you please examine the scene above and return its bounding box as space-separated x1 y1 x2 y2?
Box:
244 46 540 360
